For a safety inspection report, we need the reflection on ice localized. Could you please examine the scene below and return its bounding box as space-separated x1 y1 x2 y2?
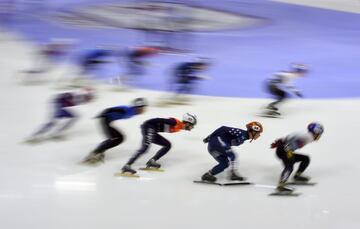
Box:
55 179 96 192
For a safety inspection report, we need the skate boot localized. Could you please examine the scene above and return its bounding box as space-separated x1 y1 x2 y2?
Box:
121 164 137 174
229 171 246 181
146 159 161 168
265 109 280 116
201 172 217 182
276 183 294 193
83 152 105 164
25 136 43 144
293 173 310 182
266 105 278 111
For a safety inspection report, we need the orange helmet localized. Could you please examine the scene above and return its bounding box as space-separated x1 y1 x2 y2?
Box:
246 121 263 133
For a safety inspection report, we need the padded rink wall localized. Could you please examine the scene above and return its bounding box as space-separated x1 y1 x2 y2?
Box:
1 0 360 98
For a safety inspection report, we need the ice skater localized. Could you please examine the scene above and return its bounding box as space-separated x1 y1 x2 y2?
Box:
264 63 307 116
200 121 263 182
26 88 94 143
83 98 148 164
121 113 197 174
270 122 324 193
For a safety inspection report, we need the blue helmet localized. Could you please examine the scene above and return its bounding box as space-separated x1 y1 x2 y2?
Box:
307 122 324 135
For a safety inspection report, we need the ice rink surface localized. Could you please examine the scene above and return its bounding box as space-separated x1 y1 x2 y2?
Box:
1 1 360 229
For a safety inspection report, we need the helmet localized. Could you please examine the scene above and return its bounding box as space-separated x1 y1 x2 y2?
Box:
132 98 147 107
182 113 197 125
194 57 211 66
307 122 324 135
246 121 263 133
291 63 308 73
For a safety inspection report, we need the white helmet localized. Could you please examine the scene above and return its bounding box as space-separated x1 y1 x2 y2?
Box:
182 113 197 125
132 98 147 107
291 63 308 73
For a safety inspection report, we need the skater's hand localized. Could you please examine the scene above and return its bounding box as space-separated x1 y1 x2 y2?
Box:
203 136 209 143
270 139 282 148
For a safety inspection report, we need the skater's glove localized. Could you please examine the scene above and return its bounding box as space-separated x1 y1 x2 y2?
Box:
203 136 209 143
270 139 282 148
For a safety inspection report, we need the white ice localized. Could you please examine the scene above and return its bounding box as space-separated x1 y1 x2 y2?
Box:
1 29 360 229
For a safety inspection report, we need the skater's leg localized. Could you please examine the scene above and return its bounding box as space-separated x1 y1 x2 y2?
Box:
93 118 124 154
31 119 57 138
125 126 154 166
150 135 171 161
210 153 230 176
276 144 295 185
51 108 77 136
267 85 287 110
293 154 310 181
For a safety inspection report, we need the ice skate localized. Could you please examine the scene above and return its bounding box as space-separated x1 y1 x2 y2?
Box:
146 159 161 169
114 165 139 177
276 183 294 193
229 171 246 181
48 133 66 141
265 108 281 116
266 104 278 111
293 173 311 183
82 152 105 164
121 164 137 174
201 172 217 183
258 108 281 118
269 184 300 196
24 136 43 144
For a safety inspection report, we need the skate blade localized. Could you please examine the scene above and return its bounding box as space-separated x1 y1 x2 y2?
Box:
222 181 253 186
194 180 252 186
23 139 43 144
193 180 222 186
269 191 301 196
80 159 103 166
114 172 140 178
286 181 316 186
139 167 165 172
